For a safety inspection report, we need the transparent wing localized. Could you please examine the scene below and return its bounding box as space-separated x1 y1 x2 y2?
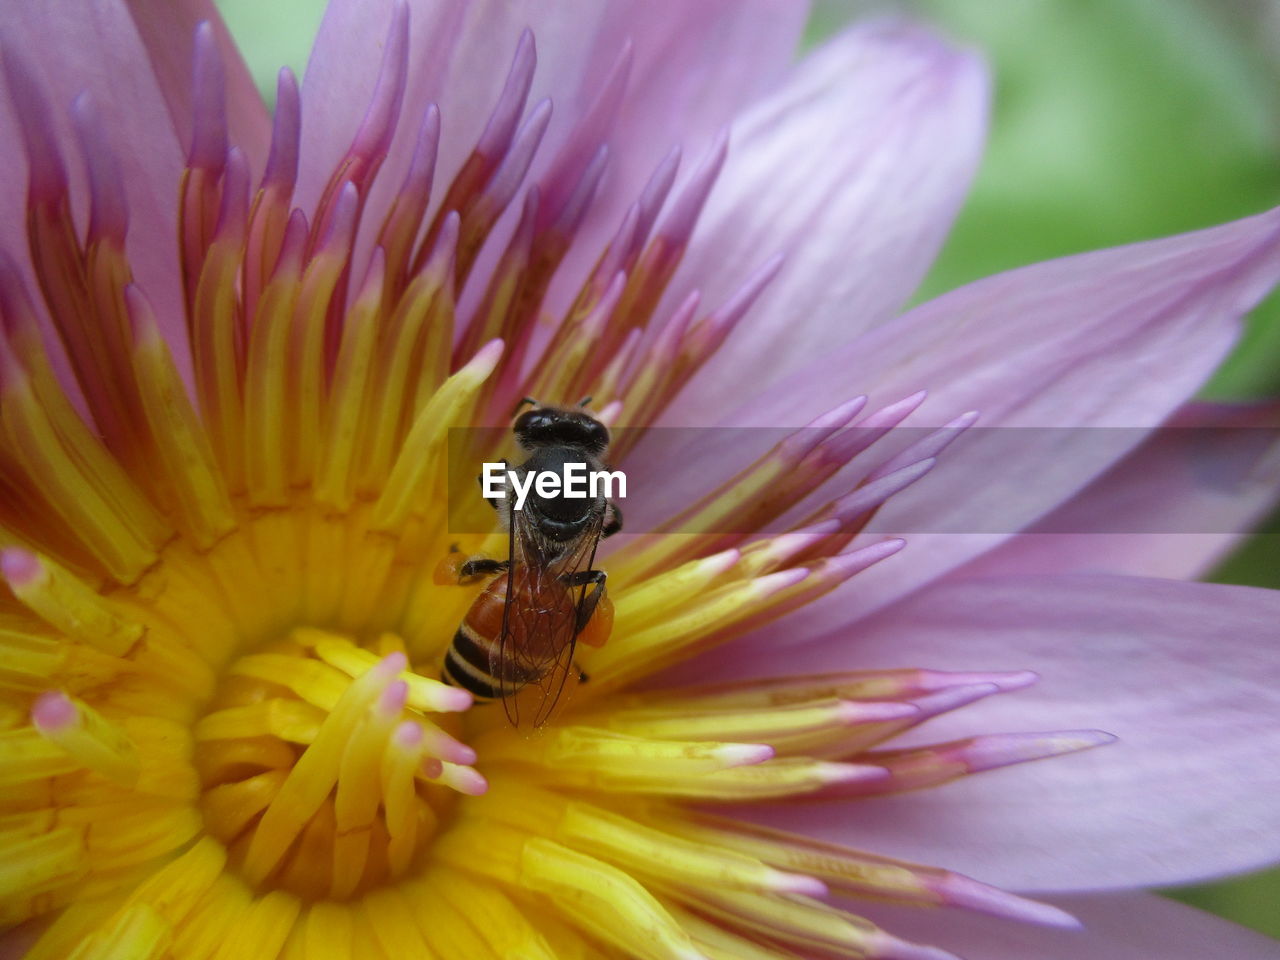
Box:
495 494 523 726
493 507 604 728
532 513 604 728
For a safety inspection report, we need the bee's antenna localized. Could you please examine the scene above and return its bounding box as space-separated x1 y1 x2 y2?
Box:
578 396 593 408
512 396 538 417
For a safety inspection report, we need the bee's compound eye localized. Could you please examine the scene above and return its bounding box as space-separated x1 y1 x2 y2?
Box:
514 408 609 453
514 410 556 444
582 418 609 454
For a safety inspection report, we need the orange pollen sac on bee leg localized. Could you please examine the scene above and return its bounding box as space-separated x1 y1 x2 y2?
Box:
433 550 471 585
578 592 614 648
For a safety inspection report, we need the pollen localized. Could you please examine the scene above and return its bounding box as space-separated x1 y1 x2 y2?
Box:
0 11 1110 960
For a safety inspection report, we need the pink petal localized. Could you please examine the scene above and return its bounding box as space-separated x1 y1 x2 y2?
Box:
724 575 1280 891
662 19 990 425
1 0 189 364
729 206 1280 627
858 893 1280 960
298 0 807 278
548 0 811 263
123 0 271 180
958 399 1280 580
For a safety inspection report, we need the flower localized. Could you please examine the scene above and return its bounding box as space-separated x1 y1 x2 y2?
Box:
2 2 1280 959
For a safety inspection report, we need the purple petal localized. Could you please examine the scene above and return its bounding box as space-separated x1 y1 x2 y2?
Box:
123 0 271 179
719 207 1280 629
559 0 809 249
957 399 1280 580
663 19 990 425
720 575 1280 891
0 0 189 363
299 0 807 283
858 893 1280 960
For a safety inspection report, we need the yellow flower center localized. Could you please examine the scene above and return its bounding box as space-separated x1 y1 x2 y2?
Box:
195 630 456 900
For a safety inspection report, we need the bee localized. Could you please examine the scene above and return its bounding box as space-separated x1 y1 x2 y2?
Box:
439 400 623 726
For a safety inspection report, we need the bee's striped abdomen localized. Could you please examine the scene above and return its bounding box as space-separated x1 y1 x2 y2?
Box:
441 623 501 700
441 576 543 700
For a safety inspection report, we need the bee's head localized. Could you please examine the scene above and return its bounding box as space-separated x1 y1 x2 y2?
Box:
513 405 609 455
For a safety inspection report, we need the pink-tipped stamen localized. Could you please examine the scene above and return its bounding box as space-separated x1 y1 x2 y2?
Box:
31 690 77 732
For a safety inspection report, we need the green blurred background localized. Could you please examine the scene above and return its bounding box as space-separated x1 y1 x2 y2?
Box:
214 0 1280 938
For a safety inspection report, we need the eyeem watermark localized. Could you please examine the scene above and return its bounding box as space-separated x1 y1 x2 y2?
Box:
451 425 1280 532
481 462 627 510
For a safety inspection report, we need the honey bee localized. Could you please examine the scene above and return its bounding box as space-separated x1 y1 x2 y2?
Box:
439 401 623 726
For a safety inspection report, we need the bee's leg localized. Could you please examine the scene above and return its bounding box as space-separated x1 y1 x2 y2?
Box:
437 552 507 585
576 665 591 684
562 569 608 632
459 557 509 581
475 458 510 511
602 502 623 539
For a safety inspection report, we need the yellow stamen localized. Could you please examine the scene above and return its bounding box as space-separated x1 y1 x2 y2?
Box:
0 826 87 903
361 885 438 957
521 839 709 960
124 717 199 800
201 770 288 842
169 873 252 958
0 726 82 782
239 654 404 886
316 271 383 511
0 623 63 688
194 736 295 784
243 256 301 505
663 901 800 960
380 721 435 876
84 806 202 873
609 549 741 631
431 867 558 960
2 550 143 655
410 871 502 956
0 370 166 582
330 681 406 897
67 902 171 960
300 630 470 713
189 235 247 492
118 836 227 924
358 269 454 495
20 896 124 960
585 569 806 690
209 889 300 960
590 698 873 744
557 804 826 897
370 338 503 532
32 690 139 785
475 726 773 790
127 288 236 548
301 901 354 960
660 883 906 959
630 758 887 801
287 251 346 487
194 699 326 744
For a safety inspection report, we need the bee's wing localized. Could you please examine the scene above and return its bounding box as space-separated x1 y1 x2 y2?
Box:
494 507 604 728
494 495 526 726
532 513 605 728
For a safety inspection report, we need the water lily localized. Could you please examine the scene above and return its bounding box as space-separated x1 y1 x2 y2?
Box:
2 2 1279 959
